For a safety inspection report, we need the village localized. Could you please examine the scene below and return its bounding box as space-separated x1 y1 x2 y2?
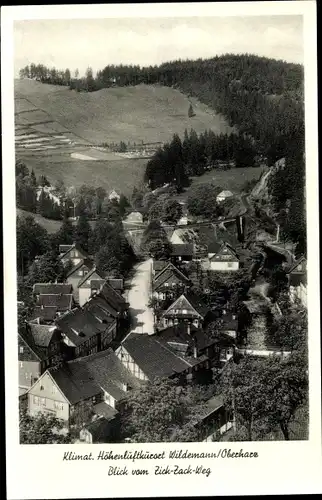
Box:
18 177 308 444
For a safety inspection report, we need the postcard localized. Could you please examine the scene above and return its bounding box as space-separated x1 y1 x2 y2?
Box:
2 1 321 498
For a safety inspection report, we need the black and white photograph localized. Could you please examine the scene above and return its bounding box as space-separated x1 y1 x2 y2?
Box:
2 1 321 498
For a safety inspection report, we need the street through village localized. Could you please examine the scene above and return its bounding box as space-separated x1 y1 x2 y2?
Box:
126 258 155 334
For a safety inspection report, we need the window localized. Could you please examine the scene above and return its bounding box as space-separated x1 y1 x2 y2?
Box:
40 397 46 407
227 262 233 268
182 309 188 314
19 346 24 354
20 362 23 368
54 401 64 411
33 396 39 405
165 283 169 287
40 385 44 391
78 270 84 276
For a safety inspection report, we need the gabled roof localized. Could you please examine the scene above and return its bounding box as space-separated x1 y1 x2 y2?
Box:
29 306 58 322
33 283 73 295
59 242 89 260
121 333 194 380
37 294 73 311
83 416 116 440
162 293 209 319
18 333 42 362
97 281 127 312
77 266 106 288
28 323 59 347
66 258 93 278
171 243 194 256
55 305 116 347
48 348 140 405
152 260 168 273
287 255 307 274
91 279 106 290
59 244 73 254
107 278 124 291
154 263 190 287
207 241 222 254
208 242 239 261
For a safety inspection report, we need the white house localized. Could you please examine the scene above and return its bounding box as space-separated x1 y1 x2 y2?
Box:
216 190 234 204
208 243 239 271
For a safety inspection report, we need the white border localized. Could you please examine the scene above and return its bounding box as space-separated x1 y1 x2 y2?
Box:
2 2 321 498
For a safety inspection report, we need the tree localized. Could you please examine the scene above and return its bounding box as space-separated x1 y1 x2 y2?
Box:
141 220 172 258
221 354 308 441
19 410 71 444
146 238 173 260
120 378 210 442
187 184 221 220
50 216 75 250
26 250 65 285
266 309 307 352
91 218 114 253
188 103 195 118
17 216 49 275
74 213 92 252
162 199 183 224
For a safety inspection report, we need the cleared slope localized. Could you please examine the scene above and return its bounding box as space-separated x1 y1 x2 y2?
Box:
15 79 233 144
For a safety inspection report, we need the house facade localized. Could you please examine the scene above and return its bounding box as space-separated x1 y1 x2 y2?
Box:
208 243 239 271
216 190 234 204
59 243 89 268
78 268 106 307
152 263 191 302
159 293 209 330
66 259 94 302
196 394 234 441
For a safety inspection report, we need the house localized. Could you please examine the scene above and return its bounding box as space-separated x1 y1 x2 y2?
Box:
216 309 238 339
18 323 63 395
170 227 198 245
152 260 168 276
26 348 141 426
152 263 191 302
77 267 107 307
124 211 144 224
159 293 210 329
55 303 117 359
59 242 90 268
207 243 240 271
286 256 307 307
154 321 235 369
170 244 195 265
66 259 94 302
108 190 121 202
79 412 120 444
216 190 234 204
116 332 210 384
196 394 234 441
28 306 59 324
33 283 73 295
107 278 124 293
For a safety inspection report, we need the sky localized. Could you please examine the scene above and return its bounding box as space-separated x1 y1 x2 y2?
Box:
14 16 303 77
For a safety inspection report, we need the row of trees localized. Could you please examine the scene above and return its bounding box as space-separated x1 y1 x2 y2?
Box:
144 130 258 191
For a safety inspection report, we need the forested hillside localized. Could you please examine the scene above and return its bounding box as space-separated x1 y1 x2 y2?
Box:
19 54 305 250
20 54 304 163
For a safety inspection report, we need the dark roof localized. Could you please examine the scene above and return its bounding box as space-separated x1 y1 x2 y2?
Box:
207 241 222 254
18 332 42 362
84 295 119 320
33 283 73 295
29 306 58 322
171 244 194 256
60 242 90 260
49 348 140 405
97 281 127 312
217 312 238 331
121 333 194 380
153 260 168 273
94 402 118 420
55 307 115 347
37 294 73 311
163 293 209 319
154 263 190 289
28 323 59 347
107 278 124 291
59 244 73 254
77 266 106 288
91 279 106 290
82 416 114 440
66 258 93 278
